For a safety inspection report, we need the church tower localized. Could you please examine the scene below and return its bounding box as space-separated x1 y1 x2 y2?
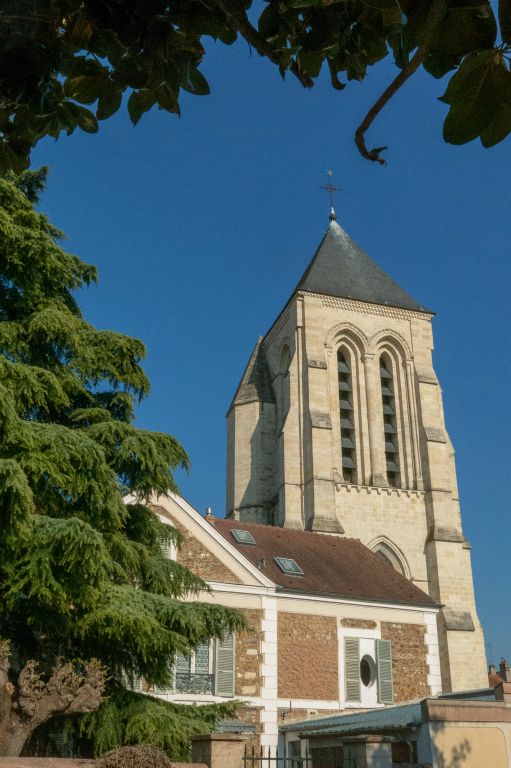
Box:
226 209 487 693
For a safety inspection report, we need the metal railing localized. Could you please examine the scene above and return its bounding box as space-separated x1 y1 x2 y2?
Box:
175 671 214 694
243 747 358 768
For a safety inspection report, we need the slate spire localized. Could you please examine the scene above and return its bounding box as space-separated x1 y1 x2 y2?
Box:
295 217 432 314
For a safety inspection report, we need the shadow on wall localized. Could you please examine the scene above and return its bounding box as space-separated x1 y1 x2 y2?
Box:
238 400 276 524
434 738 471 768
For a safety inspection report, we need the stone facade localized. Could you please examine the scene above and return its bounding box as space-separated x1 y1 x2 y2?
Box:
226 219 487 693
381 622 429 703
236 706 262 751
340 619 377 630
235 609 263 697
168 515 241 584
146 493 442 754
278 613 338 700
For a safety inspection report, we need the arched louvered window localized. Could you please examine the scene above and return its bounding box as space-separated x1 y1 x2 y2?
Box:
338 349 357 484
375 547 405 577
380 354 400 488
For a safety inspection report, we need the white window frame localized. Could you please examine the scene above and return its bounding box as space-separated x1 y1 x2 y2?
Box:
338 625 385 709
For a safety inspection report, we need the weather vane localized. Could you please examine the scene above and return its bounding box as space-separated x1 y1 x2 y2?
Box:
319 170 340 220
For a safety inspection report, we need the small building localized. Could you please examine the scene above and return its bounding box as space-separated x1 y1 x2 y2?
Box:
145 493 442 751
280 682 511 767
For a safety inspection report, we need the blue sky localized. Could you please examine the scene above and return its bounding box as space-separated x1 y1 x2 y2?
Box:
32 35 510 665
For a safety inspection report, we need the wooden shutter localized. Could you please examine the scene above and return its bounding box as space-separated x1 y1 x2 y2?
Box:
214 633 235 697
376 639 393 704
344 637 361 702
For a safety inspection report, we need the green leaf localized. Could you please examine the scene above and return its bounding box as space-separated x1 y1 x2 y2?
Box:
181 66 210 96
442 52 509 144
127 90 157 125
439 49 495 104
116 58 149 90
480 70 511 145
499 0 511 42
97 86 123 120
89 28 126 65
75 106 99 133
429 6 497 63
0 141 29 175
346 50 368 81
155 84 181 115
361 0 398 10
424 53 458 78
65 75 105 104
61 57 106 79
297 50 324 76
258 4 281 36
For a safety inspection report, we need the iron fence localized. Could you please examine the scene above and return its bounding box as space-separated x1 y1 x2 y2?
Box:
243 746 358 768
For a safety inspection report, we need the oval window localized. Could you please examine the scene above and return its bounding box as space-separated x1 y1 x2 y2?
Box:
360 655 375 687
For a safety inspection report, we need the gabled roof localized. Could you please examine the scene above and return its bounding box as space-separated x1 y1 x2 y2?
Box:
211 518 436 607
294 217 433 314
227 336 275 413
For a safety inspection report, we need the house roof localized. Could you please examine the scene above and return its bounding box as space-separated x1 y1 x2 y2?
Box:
280 701 424 734
227 336 274 413
293 217 433 314
211 518 436 607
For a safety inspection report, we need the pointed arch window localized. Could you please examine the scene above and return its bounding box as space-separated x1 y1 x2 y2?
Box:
375 548 405 577
380 354 400 487
338 349 357 483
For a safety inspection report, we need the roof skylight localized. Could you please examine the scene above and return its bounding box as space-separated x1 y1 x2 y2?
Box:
274 557 304 576
231 529 256 545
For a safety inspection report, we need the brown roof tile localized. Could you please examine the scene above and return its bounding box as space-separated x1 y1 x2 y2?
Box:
212 519 435 607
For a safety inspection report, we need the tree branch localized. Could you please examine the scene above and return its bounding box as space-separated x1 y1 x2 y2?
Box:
0 641 13 753
0 654 106 757
215 0 313 88
355 0 447 164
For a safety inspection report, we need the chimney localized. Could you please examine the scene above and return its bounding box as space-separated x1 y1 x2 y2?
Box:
205 507 215 523
495 681 511 704
499 659 511 683
489 663 496 676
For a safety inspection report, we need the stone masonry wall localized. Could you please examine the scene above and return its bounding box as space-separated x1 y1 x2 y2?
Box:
236 609 263 697
237 706 262 752
381 621 429 702
165 514 241 583
340 619 377 629
278 613 338 700
277 708 339 726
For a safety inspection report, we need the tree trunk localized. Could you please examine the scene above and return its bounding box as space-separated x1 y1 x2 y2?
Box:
0 641 106 757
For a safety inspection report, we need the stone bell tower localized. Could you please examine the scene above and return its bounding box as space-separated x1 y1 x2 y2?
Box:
226 208 487 693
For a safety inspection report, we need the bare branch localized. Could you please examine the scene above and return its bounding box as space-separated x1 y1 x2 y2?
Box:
355 0 447 164
0 650 106 757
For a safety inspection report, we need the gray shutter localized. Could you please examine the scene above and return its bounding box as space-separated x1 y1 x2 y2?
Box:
161 536 173 558
215 633 235 697
344 637 361 702
376 639 393 704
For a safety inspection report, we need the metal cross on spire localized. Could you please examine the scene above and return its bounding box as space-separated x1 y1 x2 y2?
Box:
319 170 340 221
